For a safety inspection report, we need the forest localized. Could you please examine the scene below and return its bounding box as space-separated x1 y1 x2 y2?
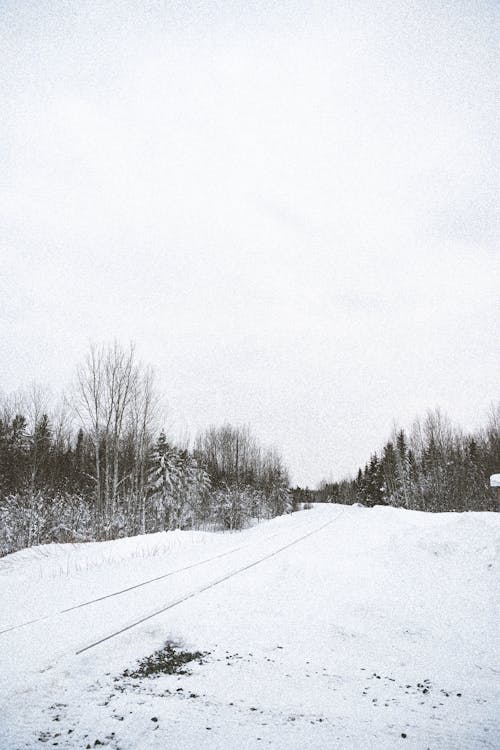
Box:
316 407 500 512
0 342 498 557
0 343 292 556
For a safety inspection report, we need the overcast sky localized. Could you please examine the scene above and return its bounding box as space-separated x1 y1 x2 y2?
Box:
1 1 499 486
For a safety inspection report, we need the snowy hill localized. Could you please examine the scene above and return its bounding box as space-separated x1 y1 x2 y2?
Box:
0 504 499 749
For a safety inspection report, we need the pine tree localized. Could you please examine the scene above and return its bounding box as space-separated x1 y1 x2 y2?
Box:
395 429 411 509
147 433 179 531
30 414 52 491
366 454 382 506
381 442 398 505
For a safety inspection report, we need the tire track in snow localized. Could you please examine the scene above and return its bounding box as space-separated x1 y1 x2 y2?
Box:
76 511 345 655
0 519 314 636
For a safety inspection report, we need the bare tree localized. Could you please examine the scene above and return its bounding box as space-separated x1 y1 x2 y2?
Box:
126 365 160 533
103 342 137 510
73 343 105 523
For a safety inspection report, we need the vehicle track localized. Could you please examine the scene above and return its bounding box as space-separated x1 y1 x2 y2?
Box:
76 510 345 655
0 518 313 636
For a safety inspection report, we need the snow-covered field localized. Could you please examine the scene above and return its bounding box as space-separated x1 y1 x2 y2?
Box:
0 504 499 749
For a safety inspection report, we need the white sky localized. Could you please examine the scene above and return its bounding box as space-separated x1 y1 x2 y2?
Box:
1 0 499 486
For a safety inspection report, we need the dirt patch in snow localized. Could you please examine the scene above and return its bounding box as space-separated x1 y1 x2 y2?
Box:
120 641 209 679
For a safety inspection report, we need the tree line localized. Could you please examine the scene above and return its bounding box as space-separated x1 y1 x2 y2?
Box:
0 342 292 557
316 407 500 512
2 343 497 557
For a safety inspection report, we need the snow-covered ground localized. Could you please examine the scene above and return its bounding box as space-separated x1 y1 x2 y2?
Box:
0 504 499 749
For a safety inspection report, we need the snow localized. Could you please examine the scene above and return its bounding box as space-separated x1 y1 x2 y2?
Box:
0 504 499 749
490 474 500 488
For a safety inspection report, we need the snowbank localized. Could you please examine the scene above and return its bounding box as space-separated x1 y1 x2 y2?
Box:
0 504 499 749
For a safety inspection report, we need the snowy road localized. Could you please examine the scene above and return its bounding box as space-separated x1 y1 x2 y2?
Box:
0 504 499 749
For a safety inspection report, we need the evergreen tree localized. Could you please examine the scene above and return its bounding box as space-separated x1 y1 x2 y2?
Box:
381 442 398 505
147 432 179 531
365 454 382 506
29 414 52 491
